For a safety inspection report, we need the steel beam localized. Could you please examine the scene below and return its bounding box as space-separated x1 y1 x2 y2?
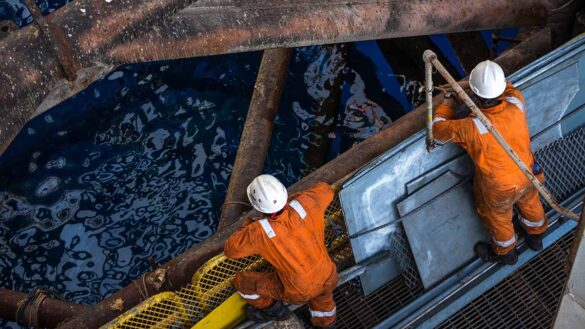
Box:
0 0 200 155
109 0 553 63
447 32 491 75
0 0 570 156
219 48 292 229
55 27 552 329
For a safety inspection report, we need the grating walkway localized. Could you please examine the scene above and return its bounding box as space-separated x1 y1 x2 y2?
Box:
437 230 575 329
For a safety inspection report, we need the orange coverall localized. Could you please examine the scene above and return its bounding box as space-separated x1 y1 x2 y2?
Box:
224 182 338 327
433 82 547 255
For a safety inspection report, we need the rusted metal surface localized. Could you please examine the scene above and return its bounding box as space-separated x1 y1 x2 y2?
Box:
0 20 17 40
0 0 570 157
0 288 87 328
219 48 292 229
23 0 79 81
447 32 491 74
55 28 552 329
0 0 199 155
109 0 554 63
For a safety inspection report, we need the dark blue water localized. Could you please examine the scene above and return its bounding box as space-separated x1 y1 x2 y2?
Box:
0 1 516 328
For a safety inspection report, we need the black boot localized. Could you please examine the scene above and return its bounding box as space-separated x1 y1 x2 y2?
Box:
246 301 291 323
524 233 544 251
474 242 518 265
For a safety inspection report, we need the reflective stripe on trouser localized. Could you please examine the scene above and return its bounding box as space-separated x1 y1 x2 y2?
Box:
233 270 338 327
474 178 548 255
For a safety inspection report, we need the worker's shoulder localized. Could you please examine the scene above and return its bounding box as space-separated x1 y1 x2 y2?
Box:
296 182 334 204
503 82 525 100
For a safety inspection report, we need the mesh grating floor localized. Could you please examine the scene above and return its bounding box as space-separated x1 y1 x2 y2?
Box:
437 229 575 329
536 127 585 204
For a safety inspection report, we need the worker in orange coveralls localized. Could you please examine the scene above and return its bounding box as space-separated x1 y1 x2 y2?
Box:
224 174 338 328
432 60 548 265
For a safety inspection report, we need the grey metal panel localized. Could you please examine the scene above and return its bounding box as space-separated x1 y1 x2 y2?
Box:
402 181 489 289
397 171 462 217
341 138 464 248
360 256 401 296
405 155 472 195
522 63 579 137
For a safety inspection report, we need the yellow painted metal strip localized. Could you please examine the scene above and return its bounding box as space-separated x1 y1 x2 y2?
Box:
191 293 247 329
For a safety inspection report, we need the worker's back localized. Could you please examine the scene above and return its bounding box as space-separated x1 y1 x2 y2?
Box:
435 83 534 187
224 182 335 300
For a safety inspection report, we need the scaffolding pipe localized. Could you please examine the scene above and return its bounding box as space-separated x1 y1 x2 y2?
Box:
425 59 435 151
53 28 553 329
219 48 292 230
423 50 580 221
0 288 87 328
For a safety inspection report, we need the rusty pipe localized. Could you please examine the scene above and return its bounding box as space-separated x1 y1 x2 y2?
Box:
0 0 572 156
219 48 292 230
55 28 552 329
108 0 556 63
0 288 87 328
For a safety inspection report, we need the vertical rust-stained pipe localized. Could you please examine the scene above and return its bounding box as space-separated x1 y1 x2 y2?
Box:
219 48 292 229
0 288 87 328
55 28 552 329
23 0 79 81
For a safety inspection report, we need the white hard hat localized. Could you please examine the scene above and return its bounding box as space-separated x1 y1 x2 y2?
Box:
469 60 506 99
247 174 287 214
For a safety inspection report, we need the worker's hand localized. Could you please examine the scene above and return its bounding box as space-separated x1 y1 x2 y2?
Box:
438 80 469 92
331 183 342 193
442 97 457 107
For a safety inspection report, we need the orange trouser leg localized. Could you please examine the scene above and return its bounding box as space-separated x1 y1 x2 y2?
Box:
233 271 285 309
307 269 338 327
474 182 517 255
307 291 336 327
515 186 548 235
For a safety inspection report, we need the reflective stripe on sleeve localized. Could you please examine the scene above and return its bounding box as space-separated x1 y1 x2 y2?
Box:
432 117 447 124
492 235 516 247
310 307 336 318
237 291 260 300
471 117 488 135
259 219 276 238
519 215 545 228
289 200 307 219
506 96 525 112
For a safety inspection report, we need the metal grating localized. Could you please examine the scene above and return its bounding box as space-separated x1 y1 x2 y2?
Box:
536 127 585 204
437 229 575 329
102 194 353 329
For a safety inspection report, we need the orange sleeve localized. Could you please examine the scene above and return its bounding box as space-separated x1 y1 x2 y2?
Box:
305 182 335 212
433 99 467 145
224 220 258 259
